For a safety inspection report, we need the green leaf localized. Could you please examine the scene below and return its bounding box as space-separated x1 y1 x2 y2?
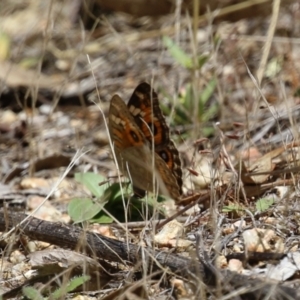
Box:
74 172 106 198
256 197 274 212
200 78 217 105
202 126 215 137
91 213 113 224
52 275 91 299
222 205 245 213
66 275 90 292
294 88 300 97
71 183 129 224
163 36 192 69
19 57 40 69
106 182 127 200
22 287 44 300
198 78 217 123
183 84 193 112
0 31 10 61
68 198 106 223
198 54 209 69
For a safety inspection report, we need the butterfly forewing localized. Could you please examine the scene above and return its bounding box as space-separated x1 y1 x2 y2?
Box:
128 83 170 146
108 95 146 150
128 83 183 195
108 83 183 200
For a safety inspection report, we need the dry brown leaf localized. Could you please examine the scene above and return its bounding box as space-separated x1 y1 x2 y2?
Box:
154 220 184 245
191 155 213 188
215 255 227 269
91 224 117 239
0 61 66 89
4 154 71 183
20 178 50 189
154 220 192 249
1 110 18 124
239 146 286 184
242 184 270 198
238 147 262 161
228 259 243 273
29 249 100 272
243 228 284 253
170 278 188 297
239 159 274 184
27 196 62 221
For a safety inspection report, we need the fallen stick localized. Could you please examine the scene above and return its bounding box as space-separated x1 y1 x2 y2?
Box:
0 210 298 300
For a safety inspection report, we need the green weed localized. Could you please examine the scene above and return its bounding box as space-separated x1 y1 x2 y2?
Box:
68 172 165 224
22 275 90 300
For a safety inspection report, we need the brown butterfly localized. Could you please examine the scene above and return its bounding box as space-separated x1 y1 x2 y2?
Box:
108 83 182 200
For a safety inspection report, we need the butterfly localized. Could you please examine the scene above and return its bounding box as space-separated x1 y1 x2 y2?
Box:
108 82 182 200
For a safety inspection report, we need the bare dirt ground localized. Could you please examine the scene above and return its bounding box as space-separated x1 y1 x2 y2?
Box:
1 0 300 299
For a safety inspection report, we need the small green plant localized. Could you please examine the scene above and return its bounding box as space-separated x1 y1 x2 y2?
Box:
68 172 165 224
222 204 245 214
68 172 111 223
255 197 274 212
22 275 90 300
222 196 274 216
163 36 208 70
176 81 217 136
162 36 218 137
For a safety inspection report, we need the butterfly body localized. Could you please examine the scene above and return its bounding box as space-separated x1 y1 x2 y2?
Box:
108 83 182 200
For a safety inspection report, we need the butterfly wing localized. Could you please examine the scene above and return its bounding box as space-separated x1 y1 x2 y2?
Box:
128 83 183 195
108 94 180 199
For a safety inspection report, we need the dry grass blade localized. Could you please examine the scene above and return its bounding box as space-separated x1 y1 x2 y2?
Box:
256 0 281 85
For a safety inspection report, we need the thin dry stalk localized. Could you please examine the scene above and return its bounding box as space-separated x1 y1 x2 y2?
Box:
256 0 281 86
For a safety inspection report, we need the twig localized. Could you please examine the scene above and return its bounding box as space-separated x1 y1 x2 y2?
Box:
0 210 298 300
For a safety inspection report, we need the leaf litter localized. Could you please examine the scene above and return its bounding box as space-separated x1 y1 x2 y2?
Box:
1 0 300 299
